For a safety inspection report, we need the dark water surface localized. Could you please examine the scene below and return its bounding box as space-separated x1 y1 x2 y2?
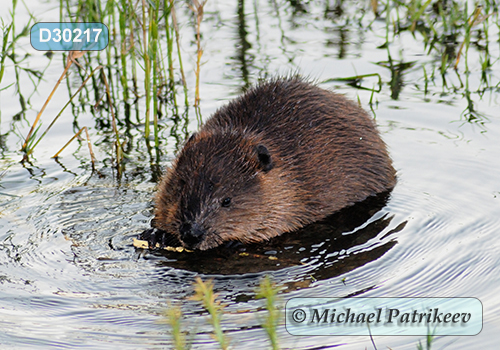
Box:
1 0 500 349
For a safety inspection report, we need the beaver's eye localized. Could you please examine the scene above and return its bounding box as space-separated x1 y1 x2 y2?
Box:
221 197 232 207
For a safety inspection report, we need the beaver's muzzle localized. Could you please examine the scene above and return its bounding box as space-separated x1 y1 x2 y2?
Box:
179 221 205 247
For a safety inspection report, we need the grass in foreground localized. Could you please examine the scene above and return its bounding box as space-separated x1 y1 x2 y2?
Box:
165 276 437 349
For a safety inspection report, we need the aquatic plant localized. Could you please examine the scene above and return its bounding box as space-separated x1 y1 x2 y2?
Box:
255 275 281 350
190 277 229 349
3 0 496 170
164 301 187 350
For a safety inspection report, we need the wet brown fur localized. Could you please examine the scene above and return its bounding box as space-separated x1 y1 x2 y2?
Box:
150 77 396 250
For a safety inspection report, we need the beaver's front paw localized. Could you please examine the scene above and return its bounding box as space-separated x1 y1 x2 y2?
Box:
138 227 182 250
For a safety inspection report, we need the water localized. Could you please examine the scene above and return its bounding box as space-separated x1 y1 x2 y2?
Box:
1 0 500 349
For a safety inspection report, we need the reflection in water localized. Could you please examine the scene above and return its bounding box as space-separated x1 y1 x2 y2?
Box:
461 72 490 127
376 51 415 101
139 192 403 281
286 0 307 15
233 0 253 89
324 0 344 19
329 26 349 59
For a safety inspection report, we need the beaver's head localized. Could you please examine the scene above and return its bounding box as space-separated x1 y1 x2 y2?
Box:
152 130 303 250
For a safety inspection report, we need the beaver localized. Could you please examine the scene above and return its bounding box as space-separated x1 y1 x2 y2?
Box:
142 77 396 251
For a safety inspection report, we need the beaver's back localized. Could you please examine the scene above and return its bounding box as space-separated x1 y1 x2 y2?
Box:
202 78 396 216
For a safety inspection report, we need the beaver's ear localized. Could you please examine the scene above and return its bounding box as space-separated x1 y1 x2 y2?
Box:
255 144 273 172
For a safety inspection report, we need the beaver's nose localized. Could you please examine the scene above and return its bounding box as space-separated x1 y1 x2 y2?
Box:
179 221 205 247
